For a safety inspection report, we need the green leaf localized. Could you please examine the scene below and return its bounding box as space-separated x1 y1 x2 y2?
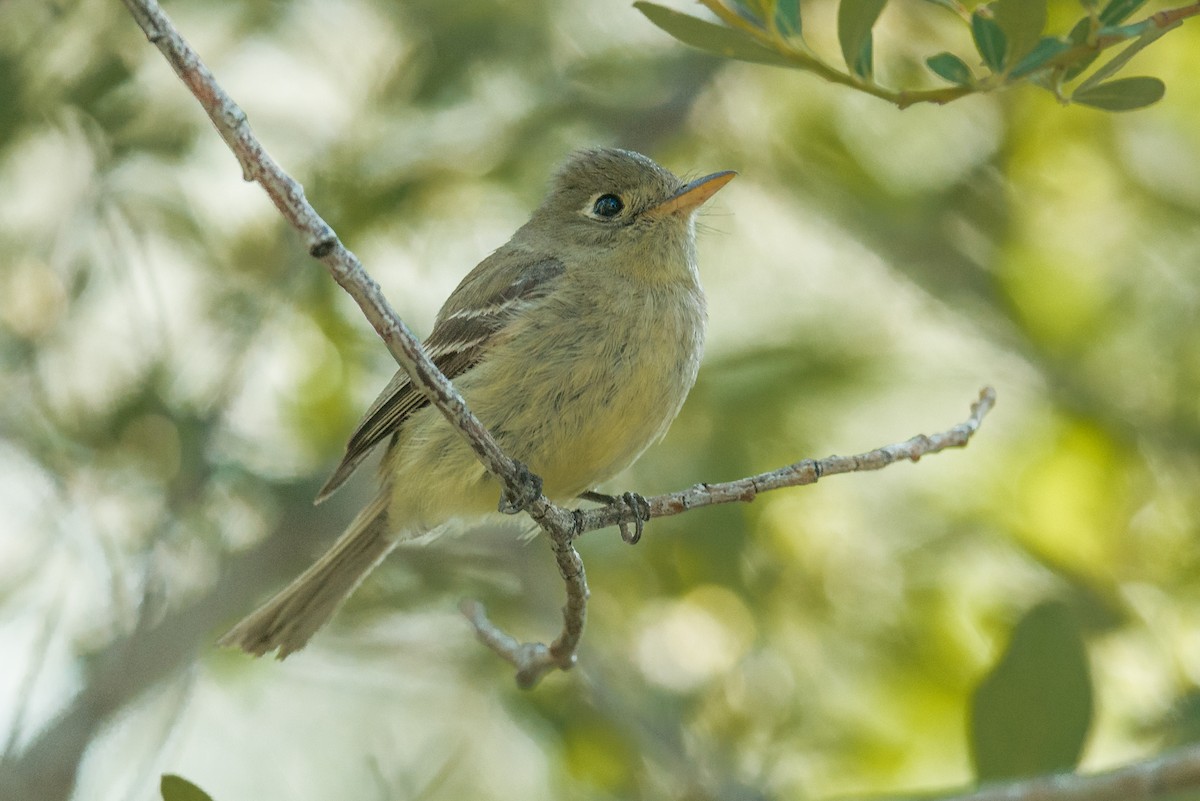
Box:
1067 16 1092 44
991 0 1047 62
1010 37 1072 78
838 0 888 77
730 0 768 27
972 12 1008 72
1063 17 1099 80
919 0 963 11
970 602 1093 782
1073 75 1165 110
852 32 874 77
634 2 794 66
926 52 974 84
1076 22 1171 91
1098 0 1149 26
774 0 803 37
1096 19 1154 39
161 775 215 801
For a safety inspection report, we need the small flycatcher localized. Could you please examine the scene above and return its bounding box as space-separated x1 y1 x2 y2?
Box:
220 148 735 657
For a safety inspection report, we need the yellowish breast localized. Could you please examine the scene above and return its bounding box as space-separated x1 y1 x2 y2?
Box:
386 276 705 528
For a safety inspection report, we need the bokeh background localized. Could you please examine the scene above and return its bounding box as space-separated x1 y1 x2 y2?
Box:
3 0 1200 799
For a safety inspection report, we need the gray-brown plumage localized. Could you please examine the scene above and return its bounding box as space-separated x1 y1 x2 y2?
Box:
219 148 734 658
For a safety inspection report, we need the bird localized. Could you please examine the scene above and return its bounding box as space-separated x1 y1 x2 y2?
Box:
219 147 735 658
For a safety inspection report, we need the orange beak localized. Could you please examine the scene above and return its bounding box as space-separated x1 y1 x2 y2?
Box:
647 170 737 217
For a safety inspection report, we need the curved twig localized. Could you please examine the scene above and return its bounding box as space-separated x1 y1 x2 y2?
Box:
118 0 542 513
459 387 995 688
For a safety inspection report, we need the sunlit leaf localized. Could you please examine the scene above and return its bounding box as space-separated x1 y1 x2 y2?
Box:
161 775 215 801
1010 37 1072 78
972 12 1008 72
970 602 1093 782
838 0 888 77
1098 0 1149 25
774 0 802 37
634 2 794 66
926 51 974 84
991 0 1046 62
1073 75 1164 110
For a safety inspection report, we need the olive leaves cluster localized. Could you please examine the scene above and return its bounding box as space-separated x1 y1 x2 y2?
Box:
636 0 1198 110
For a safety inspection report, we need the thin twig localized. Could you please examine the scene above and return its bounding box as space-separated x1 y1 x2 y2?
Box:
573 386 997 536
460 523 592 688
118 0 541 513
458 388 996 688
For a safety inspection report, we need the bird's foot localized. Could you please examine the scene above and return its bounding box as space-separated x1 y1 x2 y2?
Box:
499 461 543 514
579 490 650 544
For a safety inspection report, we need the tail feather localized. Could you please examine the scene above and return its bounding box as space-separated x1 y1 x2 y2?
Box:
219 493 396 659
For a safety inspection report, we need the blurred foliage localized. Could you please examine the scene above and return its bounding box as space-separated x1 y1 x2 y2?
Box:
637 0 1195 110
969 601 1092 781
2 0 1200 800
160 774 214 801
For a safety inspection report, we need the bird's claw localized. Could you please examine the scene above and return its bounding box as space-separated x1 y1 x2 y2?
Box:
498 461 543 514
618 491 650 544
580 490 649 544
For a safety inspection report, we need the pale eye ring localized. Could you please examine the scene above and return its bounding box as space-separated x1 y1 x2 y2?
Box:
592 194 624 218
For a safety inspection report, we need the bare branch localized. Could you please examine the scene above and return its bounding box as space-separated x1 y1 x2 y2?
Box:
460 524 592 688
573 386 998 536
118 0 540 513
880 743 1200 801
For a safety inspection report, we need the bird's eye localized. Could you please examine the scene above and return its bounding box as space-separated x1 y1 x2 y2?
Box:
592 194 624 219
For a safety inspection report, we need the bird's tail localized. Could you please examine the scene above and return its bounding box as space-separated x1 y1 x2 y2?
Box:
219 492 396 659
